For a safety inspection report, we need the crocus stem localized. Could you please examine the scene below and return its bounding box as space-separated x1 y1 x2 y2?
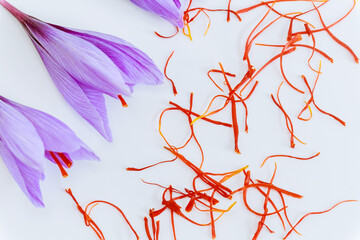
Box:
0 0 26 21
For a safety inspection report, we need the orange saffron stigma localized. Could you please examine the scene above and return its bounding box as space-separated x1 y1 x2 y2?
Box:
50 151 69 178
66 188 140 240
118 95 128 108
155 27 179 39
261 152 320 167
58 153 73 168
164 51 178 96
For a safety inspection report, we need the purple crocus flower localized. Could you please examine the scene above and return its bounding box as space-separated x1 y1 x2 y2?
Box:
130 0 184 28
0 0 163 141
0 96 99 207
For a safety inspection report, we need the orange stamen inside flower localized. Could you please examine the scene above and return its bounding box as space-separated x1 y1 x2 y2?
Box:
50 151 68 178
58 153 73 168
118 95 128 107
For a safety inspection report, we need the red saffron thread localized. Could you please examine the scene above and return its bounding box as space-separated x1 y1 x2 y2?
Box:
164 51 178 96
118 95 128 108
261 152 320 167
284 200 357 239
50 151 68 178
155 27 179 39
65 188 139 240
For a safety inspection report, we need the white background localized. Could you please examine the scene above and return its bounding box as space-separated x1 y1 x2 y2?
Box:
0 0 360 239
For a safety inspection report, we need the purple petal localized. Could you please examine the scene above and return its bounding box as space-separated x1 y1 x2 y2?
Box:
0 142 44 207
23 17 131 97
68 146 100 161
173 0 181 9
0 100 45 172
130 0 184 28
2 97 98 156
56 27 163 87
32 44 112 141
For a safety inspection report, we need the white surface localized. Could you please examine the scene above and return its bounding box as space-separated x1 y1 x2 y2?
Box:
0 0 360 239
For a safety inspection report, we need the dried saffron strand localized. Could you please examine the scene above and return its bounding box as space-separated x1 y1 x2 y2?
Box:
160 186 232 228
85 201 140 240
182 2 242 39
247 176 286 230
276 82 306 145
301 22 322 74
158 94 209 169
279 34 305 93
201 10 211 36
219 63 241 154
311 1 359 63
155 27 179 39
164 51 177 96
300 101 313 121
144 217 153 240
252 164 277 240
192 83 248 135
191 95 230 124
237 182 303 199
194 201 237 214
158 107 177 148
182 23 193 41
243 1 275 69
191 166 248 195
227 0 232 22
65 189 105 240
261 152 320 167
207 69 236 92
286 0 328 41
205 65 249 137
180 93 205 168
284 200 357 239
169 101 232 127
187 9 212 36
277 191 302 235
165 147 233 199
255 43 333 62
168 187 177 240
161 197 235 226
186 8 241 22
242 81 259 101
159 107 199 152
271 83 296 148
263 2 317 28
209 189 217 239
240 47 296 95
292 0 356 36
241 171 288 218
155 221 160 240
236 0 327 14
126 157 178 171
300 68 346 125
193 68 239 124
245 12 303 69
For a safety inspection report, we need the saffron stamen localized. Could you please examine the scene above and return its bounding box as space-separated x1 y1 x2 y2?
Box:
164 51 177 96
261 152 320 167
155 27 179 39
